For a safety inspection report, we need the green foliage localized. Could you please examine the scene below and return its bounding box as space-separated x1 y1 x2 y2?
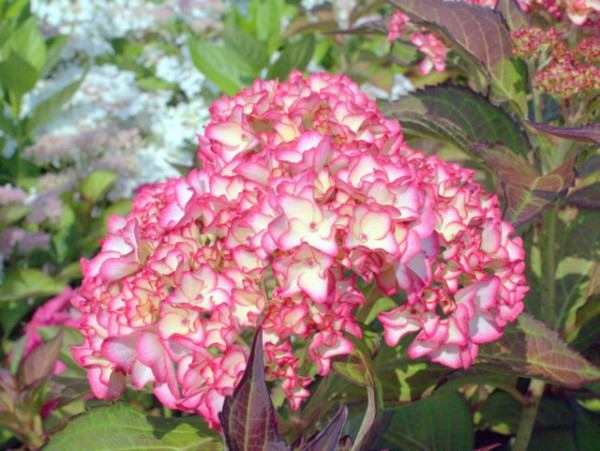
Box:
0 269 65 303
44 403 222 450
479 313 600 388
382 84 530 157
376 393 474 450
188 0 316 94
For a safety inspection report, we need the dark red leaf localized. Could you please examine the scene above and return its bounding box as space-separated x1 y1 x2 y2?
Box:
495 0 529 30
473 143 577 228
478 313 600 388
524 120 600 145
219 329 289 451
566 183 600 210
301 406 348 451
383 84 530 156
17 331 63 388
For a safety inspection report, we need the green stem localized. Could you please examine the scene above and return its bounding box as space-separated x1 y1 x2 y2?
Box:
513 379 545 451
540 204 558 329
351 385 376 451
513 201 558 449
355 284 382 324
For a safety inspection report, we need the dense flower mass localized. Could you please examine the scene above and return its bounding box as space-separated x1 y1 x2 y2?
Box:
512 26 600 97
72 71 528 428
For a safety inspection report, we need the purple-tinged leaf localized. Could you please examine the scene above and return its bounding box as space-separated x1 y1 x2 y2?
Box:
387 0 526 110
566 183 600 210
473 143 577 228
524 120 600 145
478 313 600 387
495 0 530 31
382 85 530 156
17 331 63 388
219 329 289 451
300 406 348 451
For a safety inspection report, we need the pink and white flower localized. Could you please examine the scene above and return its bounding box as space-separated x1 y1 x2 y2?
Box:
73 71 527 429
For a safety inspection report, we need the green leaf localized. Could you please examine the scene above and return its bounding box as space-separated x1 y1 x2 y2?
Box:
331 333 378 388
3 16 47 71
0 204 31 226
44 403 222 450
574 403 600 450
524 120 600 146
268 34 316 81
29 75 85 130
387 0 527 114
0 269 65 302
0 50 40 98
478 313 600 387
187 38 252 95
495 0 530 31
41 34 69 77
136 76 176 91
473 143 577 228
251 0 283 55
222 14 269 72
382 85 530 156
434 364 519 396
376 393 474 451
18 331 63 387
373 342 449 403
0 300 32 339
568 293 600 351
478 390 521 433
51 203 79 264
219 329 288 451
80 169 118 205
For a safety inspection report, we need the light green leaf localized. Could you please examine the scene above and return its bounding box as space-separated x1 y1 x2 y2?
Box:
29 75 85 130
51 203 79 264
80 169 118 205
331 332 378 387
187 38 251 95
222 15 269 72
4 16 47 71
376 393 474 451
0 50 40 98
251 0 283 55
557 211 600 333
41 34 70 77
268 34 316 81
44 403 222 450
0 204 31 226
478 313 600 387
0 269 65 302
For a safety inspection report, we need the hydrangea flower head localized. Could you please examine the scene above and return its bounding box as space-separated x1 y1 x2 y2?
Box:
72 71 528 428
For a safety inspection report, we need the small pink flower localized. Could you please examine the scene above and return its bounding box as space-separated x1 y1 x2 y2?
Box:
411 32 447 75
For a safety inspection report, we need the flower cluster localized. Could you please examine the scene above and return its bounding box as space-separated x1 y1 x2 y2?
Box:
388 1 599 76
512 27 600 98
72 71 527 429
